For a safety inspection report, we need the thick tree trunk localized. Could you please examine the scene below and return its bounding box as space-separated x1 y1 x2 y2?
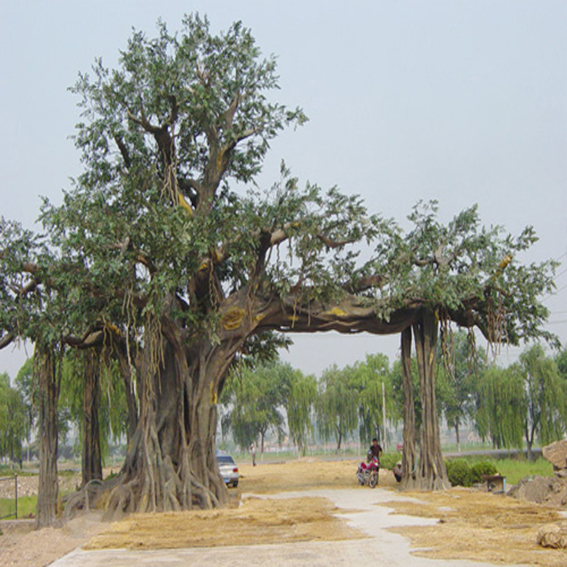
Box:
101 322 238 520
455 421 461 453
408 311 450 491
82 351 102 487
400 327 418 490
35 347 60 529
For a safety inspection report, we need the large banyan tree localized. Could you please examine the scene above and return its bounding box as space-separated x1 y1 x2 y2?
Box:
0 15 558 523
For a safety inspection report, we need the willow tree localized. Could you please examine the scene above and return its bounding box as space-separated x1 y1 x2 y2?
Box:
518 345 565 459
316 365 360 451
0 372 26 466
286 368 317 456
221 362 288 456
475 364 525 450
352 353 397 447
427 345 564 463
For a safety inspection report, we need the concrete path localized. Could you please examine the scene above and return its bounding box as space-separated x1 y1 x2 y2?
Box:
50 488 529 567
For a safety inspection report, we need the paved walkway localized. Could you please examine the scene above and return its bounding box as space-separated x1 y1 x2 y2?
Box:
51 488 529 567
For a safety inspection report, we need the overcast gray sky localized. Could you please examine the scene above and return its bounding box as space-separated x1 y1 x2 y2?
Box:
1 1 565 378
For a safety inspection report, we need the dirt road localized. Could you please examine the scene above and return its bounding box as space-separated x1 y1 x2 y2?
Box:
50 487 527 567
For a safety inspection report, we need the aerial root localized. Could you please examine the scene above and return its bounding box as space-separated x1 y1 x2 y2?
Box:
103 478 138 521
63 478 113 521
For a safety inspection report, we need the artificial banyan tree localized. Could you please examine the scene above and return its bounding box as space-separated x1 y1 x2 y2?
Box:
0 15 557 526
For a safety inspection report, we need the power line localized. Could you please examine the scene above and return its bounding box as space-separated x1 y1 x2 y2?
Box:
542 282 567 302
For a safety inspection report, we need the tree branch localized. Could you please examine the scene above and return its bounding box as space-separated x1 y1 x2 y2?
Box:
127 98 161 135
316 234 358 249
0 332 15 350
248 292 418 338
223 93 241 130
64 329 104 349
112 134 131 169
344 274 383 293
164 95 179 127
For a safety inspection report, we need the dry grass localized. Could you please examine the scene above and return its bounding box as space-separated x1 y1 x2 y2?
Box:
78 458 567 566
383 488 567 567
86 457 374 551
85 496 363 550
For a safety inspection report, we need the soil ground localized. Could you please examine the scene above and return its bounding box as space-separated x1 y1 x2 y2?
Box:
1 458 566 566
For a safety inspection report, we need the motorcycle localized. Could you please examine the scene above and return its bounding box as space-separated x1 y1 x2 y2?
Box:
356 453 380 488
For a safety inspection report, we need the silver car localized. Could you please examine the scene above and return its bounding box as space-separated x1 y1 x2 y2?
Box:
217 454 239 488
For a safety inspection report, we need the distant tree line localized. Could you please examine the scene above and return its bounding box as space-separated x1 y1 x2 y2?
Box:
0 354 129 474
218 334 567 460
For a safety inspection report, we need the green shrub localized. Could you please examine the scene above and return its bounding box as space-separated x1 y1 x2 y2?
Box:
471 460 498 484
446 458 473 487
380 452 400 471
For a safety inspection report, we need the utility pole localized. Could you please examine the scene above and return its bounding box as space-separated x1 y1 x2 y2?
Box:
382 380 387 452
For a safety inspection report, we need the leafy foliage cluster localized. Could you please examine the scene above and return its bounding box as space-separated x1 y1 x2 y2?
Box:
369 201 558 348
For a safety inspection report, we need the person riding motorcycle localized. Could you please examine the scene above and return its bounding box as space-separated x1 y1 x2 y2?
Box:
369 438 382 463
357 440 381 488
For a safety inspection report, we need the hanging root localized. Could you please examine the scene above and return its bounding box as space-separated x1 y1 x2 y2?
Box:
63 478 115 521
99 455 224 520
189 473 218 509
103 478 139 521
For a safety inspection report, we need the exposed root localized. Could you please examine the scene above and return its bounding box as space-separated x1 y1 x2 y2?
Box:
99 455 226 521
103 479 138 521
403 474 451 492
63 478 116 521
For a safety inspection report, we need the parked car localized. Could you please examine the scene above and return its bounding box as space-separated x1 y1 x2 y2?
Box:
217 454 239 488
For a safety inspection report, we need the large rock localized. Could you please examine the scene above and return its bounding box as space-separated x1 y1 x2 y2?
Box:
537 522 567 549
508 474 567 507
508 475 557 504
543 440 567 470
